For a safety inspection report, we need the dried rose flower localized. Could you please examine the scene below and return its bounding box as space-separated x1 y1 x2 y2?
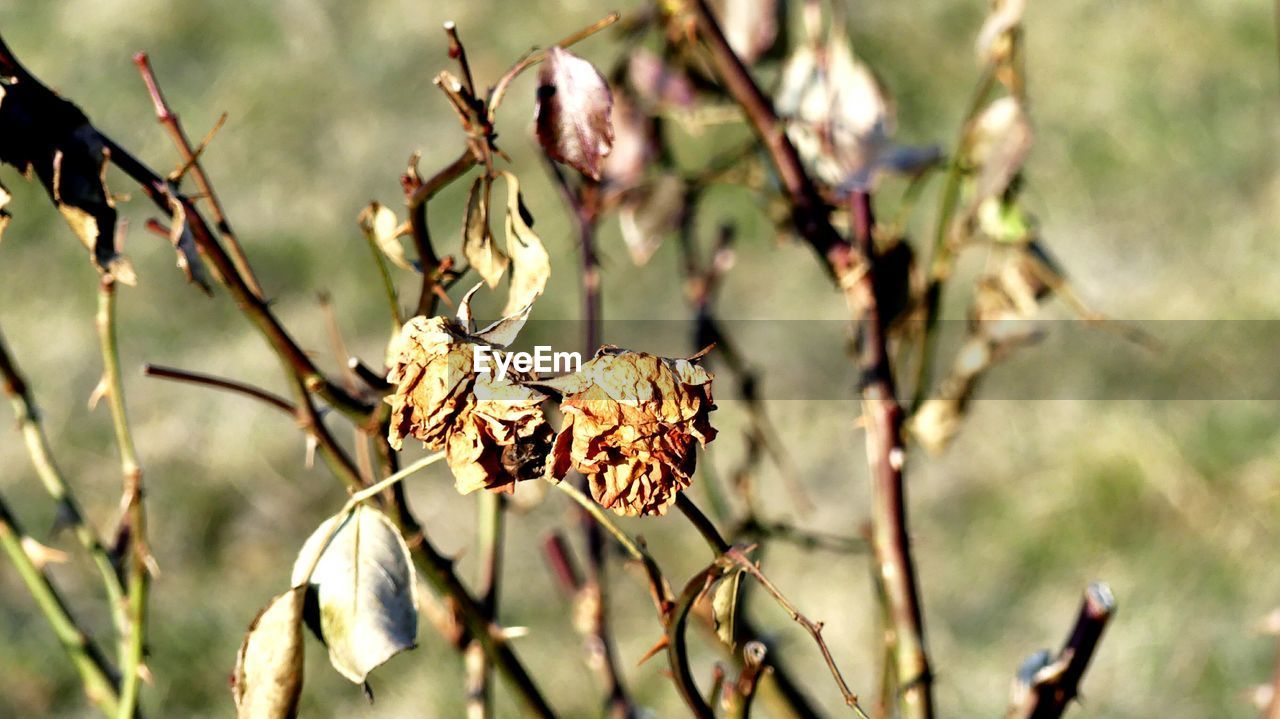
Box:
544 347 716 517
385 310 552 495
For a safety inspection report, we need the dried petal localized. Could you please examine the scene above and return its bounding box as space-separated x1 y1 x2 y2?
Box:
386 316 475 451
535 47 614 180
627 48 695 110
544 348 717 516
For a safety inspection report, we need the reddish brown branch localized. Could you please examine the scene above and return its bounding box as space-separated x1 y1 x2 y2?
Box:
687 3 934 716
1007 583 1115 719
143 364 295 416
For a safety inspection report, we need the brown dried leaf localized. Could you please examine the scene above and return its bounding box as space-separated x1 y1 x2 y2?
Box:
232 587 305 719
535 47 614 181
543 348 717 516
0 74 132 280
498 173 550 317
163 192 211 291
462 177 508 287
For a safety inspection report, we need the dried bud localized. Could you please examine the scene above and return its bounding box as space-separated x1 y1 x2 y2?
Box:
543 348 716 516
386 314 553 495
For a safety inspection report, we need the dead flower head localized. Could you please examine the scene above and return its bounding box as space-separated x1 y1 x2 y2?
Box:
386 312 552 495
543 347 717 517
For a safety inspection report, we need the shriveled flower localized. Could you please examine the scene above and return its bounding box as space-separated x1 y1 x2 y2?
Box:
445 370 554 495
385 304 553 495
543 347 716 517
386 316 475 451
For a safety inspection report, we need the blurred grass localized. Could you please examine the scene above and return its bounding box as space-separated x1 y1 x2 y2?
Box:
0 1 1277 717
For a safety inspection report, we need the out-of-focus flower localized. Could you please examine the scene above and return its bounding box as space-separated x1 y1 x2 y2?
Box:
543 348 716 516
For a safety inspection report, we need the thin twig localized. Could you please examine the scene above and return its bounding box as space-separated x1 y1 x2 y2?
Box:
95 279 149 719
132 52 264 300
727 548 870 718
142 364 294 415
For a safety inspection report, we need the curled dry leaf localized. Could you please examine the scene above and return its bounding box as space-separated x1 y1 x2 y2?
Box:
965 96 1032 211
163 190 211 292
543 347 717 516
498 173 550 317
290 506 418 684
385 310 553 494
462 176 508 287
0 82 135 283
359 201 416 271
232 587 305 719
535 46 614 181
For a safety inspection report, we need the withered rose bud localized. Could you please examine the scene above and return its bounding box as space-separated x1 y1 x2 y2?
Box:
385 315 553 495
544 347 716 517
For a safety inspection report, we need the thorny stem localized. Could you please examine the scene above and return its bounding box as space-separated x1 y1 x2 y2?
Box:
0 330 126 631
95 279 149 719
0 498 121 717
132 52 264 300
851 192 933 719
727 549 871 719
689 3 934 717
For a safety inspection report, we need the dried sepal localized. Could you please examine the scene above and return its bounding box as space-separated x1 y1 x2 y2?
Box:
232 587 305 719
543 347 717 516
359 201 416 271
535 47 614 181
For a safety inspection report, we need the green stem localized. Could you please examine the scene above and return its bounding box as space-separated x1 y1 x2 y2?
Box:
95 280 148 719
0 497 121 716
911 65 998 412
0 329 125 631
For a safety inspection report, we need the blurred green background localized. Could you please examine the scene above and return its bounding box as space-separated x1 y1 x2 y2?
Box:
0 1 1277 717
